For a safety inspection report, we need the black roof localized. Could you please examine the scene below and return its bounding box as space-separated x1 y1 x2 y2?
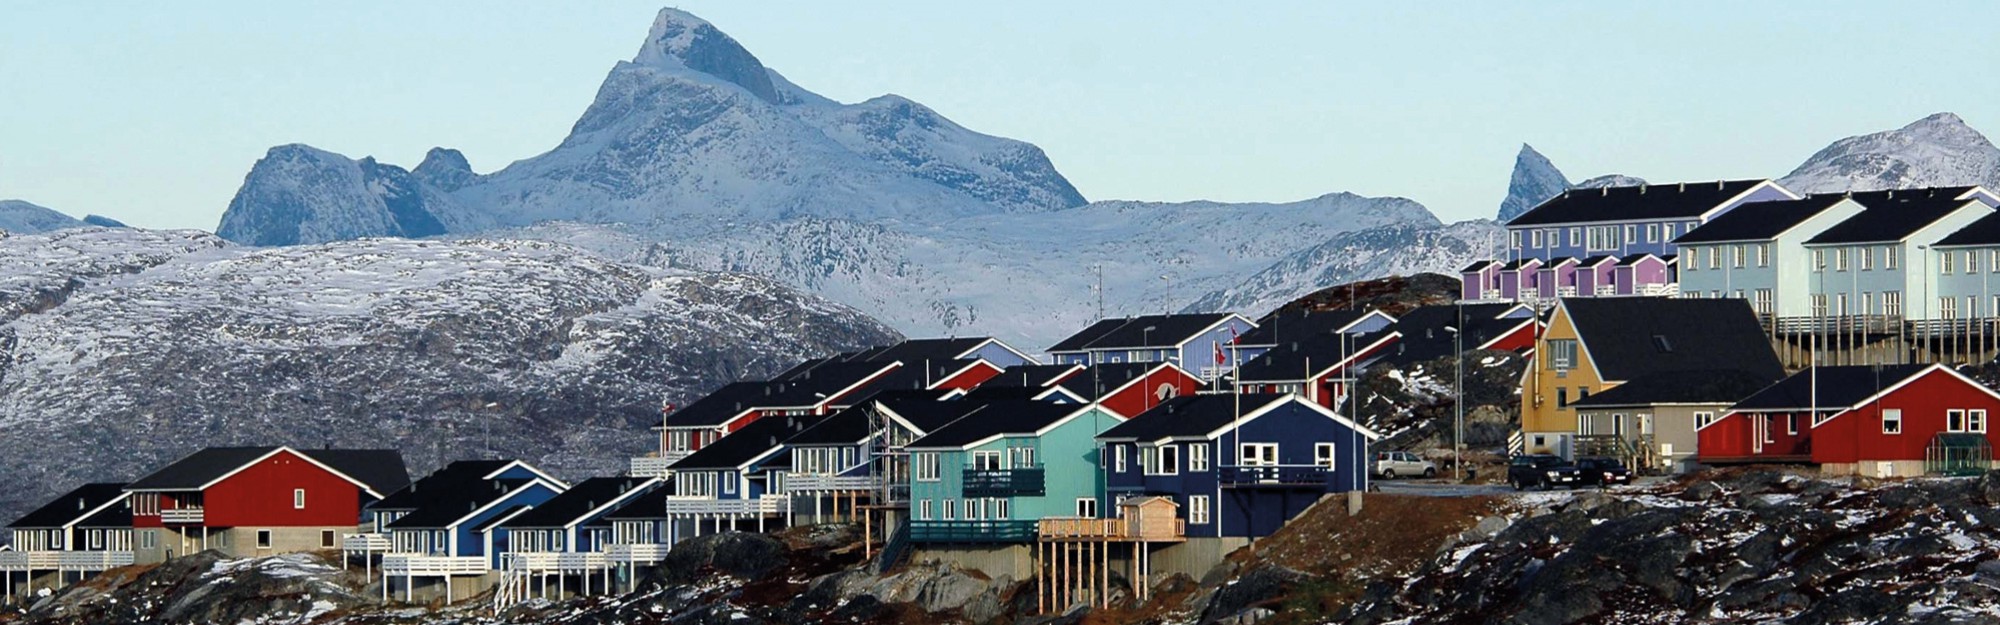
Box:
1048 313 1240 352
499 477 653 529
9 483 127 529
1461 260 1496 273
957 386 1068 402
1805 195 1987 245
979 364 1080 389
1500 258 1541 271
844 359 981 397
878 396 997 434
1561 298 1784 383
384 475 539 529
1616 254 1661 266
1508 179 1770 226
1570 369 1781 408
1239 309 1380 346
1577 255 1618 267
1098 394 1289 442
1674 195 1849 244
1937 210 2000 247
907 401 1093 449
371 460 514 511
1730 364 1934 412
602 485 673 521
1378 304 1532 365
665 362 895 428
836 338 993 364
663 382 767 428
671 413 823 470
1057 363 1169 400
76 497 132 529
126 447 408 496
1234 330 1396 383
471 506 530 533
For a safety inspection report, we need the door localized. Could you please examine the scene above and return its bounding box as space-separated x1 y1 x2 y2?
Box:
1751 415 1767 454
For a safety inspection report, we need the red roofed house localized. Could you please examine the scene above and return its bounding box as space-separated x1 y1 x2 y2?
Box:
1699 364 2000 477
126 446 409 564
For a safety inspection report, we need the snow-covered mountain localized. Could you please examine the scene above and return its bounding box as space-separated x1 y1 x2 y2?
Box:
1182 219 1506 317
1494 144 1646 221
215 144 497 246
1780 112 2000 194
0 200 88 234
0 230 897 527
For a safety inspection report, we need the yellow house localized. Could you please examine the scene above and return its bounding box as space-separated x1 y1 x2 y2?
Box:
1519 298 1783 458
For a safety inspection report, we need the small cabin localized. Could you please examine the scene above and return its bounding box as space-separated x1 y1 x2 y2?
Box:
1116 496 1181 541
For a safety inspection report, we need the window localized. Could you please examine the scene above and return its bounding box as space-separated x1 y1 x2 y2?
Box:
1114 445 1128 472
1886 246 1900 269
722 473 737 495
914 453 941 481
1531 230 1544 248
1883 409 1903 435
1010 446 1037 468
1858 246 1872 270
1974 410 1989 433
1646 223 1659 242
1763 416 1776 443
1970 251 1981 274
1942 297 1959 320
1144 445 1180 475
1625 225 1637 246
1991 250 2000 273
1835 248 1849 271
1835 293 1849 316
1569 227 1582 247
918 499 934 521
256 529 273 549
139 531 156 550
320 529 336 549
1787 414 1798 435
1557 387 1569 408
293 489 306 510
1753 289 1774 315
1189 495 1211 525
1315 443 1336 468
1811 294 1828 317
1707 247 1721 270
1694 411 1715 429
1076 498 1099 518
1547 339 1578 371
994 499 1010 520
1732 245 1746 268
1240 443 1278 466
968 498 985 520
1949 409 1968 433
1758 244 1771 267
972 450 1003 471
1885 291 1904 317
1188 444 1210 472
1812 249 1826 272
1944 254 1956 275
1664 223 1677 239
942 499 956 521
1512 231 1523 250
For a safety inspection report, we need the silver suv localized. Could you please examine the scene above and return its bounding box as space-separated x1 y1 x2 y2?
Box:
1373 451 1437 479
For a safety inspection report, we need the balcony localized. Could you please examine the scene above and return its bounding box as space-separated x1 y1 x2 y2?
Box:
909 520 1039 543
381 554 489 575
58 550 135 571
961 467 1045 497
502 551 609 572
1037 517 1185 543
1637 283 1680 298
630 456 674 478
160 507 205 524
784 473 882 493
0 551 60 570
661 495 787 516
342 533 391 553
605 543 671 565
1217 465 1332 489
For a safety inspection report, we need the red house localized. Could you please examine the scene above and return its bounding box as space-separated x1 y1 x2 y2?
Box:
1232 330 1401 409
1698 364 2000 477
126 446 408 564
1055 362 1204 418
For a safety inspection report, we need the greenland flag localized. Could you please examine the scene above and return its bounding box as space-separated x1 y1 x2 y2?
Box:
1213 340 1226 365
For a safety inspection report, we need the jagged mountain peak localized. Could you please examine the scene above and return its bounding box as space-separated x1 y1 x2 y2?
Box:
1780 111 2000 194
632 7 779 103
216 144 493 246
412 147 479 192
1496 143 1571 221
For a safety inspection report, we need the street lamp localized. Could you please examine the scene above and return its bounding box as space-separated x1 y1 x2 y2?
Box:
1444 308 1464 482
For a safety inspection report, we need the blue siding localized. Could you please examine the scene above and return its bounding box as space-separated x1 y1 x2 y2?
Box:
965 341 1032 367
456 482 561 559
1175 318 1257 378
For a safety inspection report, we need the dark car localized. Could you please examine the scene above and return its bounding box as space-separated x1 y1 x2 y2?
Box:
1507 454 1584 490
1575 457 1633 487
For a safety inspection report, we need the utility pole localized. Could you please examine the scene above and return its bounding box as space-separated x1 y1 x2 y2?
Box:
1454 303 1465 482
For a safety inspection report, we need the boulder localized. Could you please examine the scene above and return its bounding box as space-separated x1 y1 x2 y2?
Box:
657 531 789 585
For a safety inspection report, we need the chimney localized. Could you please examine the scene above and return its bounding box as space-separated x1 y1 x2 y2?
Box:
1676 182 1684 193
1716 180 1724 190
1603 187 1610 197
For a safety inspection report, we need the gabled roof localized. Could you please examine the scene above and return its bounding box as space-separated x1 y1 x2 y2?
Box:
498 477 655 530
1046 313 1249 352
1804 194 1987 245
1569 369 1780 409
384 477 547 530
978 364 1082 389
1461 260 1496 273
876 396 999 435
602 485 673 521
1238 309 1392 346
1233 330 1397 383
1540 257 1579 269
1727 364 1933 412
76 497 132 529
1577 255 1618 268
370 460 514 511
1560 298 1783 384
1507 179 1776 227
1500 258 1542 271
126 447 408 498
1056 362 1185 401
662 382 768 428
1616 254 1662 266
758 361 902 407
1936 209 2000 247
1378 303 1533 365
782 390 951 447
9 483 128 529
670 413 825 471
906 401 1102 450
846 359 987 395
1097 394 1380 443
834 337 1031 366
1674 195 1849 244
956 385 1076 403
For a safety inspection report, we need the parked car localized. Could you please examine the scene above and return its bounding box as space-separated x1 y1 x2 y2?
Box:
1574 456 1633 487
1508 454 1583 490
1373 451 1437 479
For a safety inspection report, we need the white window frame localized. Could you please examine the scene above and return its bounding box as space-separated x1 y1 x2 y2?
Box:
1949 409 1968 433
1646 223 1659 242
1883 409 1903 435
256 529 273 549
1858 246 1872 270
1531 230 1544 248
1188 443 1210 472
1240 443 1278 466
1835 248 1849 271
1114 445 1127 472
1548 339 1578 371
1813 249 1826 272
1694 411 1715 429
1568 227 1582 247
918 499 934 521
1732 245 1746 268
1189 495 1211 525
293 488 306 510
942 499 956 521
1758 243 1771 267
1886 246 1900 269
1314 443 1336 468
1973 409 1989 434
914 452 941 482
1076 498 1099 519
1512 230 1523 250
972 450 1004 471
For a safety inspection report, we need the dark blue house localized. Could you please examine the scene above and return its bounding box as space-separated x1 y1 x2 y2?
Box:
1096 394 1378 538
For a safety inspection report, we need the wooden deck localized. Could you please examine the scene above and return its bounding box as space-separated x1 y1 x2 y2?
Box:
1036 517 1185 543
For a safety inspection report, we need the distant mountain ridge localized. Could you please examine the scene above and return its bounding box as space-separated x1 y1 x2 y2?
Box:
1494 144 1646 221
1780 112 2000 194
0 200 87 234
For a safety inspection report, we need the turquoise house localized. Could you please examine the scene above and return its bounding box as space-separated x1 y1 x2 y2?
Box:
906 400 1123 543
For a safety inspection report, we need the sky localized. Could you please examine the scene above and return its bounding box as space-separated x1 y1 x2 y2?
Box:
3 1 1998 230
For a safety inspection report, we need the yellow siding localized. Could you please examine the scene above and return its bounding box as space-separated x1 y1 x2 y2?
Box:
1519 304 1617 437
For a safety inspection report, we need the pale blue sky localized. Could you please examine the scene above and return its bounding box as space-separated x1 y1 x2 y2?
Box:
3 1 1996 230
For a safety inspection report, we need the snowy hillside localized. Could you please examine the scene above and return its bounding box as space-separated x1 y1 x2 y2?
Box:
0 200 87 234
0 231 897 527
1182 219 1506 316
1780 112 2000 194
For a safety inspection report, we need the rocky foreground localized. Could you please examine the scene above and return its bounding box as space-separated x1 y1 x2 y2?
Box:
10 470 2000 624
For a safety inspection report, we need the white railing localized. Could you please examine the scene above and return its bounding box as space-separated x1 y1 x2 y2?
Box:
0 551 60 570
630 456 674 478
342 533 391 553
662 495 787 516
606 543 671 564
500 551 609 572
783 473 882 493
58 550 134 571
160 507 205 524
1556 286 1579 298
381 554 489 575
1595 285 1616 297
1637 283 1680 297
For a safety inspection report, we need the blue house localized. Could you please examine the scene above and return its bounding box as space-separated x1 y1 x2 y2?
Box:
1096 394 1379 538
492 476 660 602
1504 179 1797 263
906 400 1124 543
1046 313 1257 381
1231 309 1397 362
372 460 567 602
662 412 820 541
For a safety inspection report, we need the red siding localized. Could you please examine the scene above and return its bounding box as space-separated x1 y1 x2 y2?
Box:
1101 367 1202 418
1699 410 1812 460
1482 322 1537 354
203 450 365 528
934 362 1001 391
1810 370 2000 464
